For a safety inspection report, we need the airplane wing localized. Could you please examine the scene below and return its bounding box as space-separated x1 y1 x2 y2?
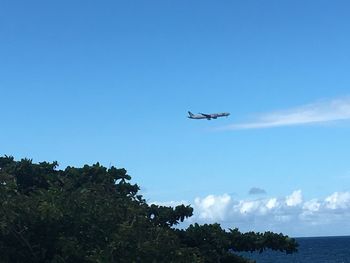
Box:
199 113 212 118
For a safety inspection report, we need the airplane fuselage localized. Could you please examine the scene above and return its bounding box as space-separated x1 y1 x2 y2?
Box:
188 111 230 120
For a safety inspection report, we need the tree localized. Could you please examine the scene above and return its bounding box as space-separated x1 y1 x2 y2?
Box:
0 156 298 262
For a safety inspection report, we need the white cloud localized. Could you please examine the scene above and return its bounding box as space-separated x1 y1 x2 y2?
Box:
194 194 231 221
285 190 303 207
158 189 350 236
325 192 350 210
266 198 278 209
302 199 321 212
219 97 350 130
236 200 261 214
151 200 189 207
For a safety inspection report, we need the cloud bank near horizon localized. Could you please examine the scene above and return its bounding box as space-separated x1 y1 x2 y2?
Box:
155 190 350 237
220 97 350 130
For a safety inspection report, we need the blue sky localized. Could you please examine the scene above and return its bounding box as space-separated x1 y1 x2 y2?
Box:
1 0 350 237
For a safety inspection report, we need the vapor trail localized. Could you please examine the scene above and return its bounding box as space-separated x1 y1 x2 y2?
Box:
219 97 350 130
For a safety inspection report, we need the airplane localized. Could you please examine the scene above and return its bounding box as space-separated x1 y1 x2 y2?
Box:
188 111 230 120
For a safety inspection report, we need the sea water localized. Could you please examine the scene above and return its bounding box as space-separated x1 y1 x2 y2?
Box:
240 236 350 263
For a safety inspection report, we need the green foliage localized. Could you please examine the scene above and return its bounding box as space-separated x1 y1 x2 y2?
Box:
0 156 298 262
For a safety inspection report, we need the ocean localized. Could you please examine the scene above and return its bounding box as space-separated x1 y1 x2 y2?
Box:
239 236 350 263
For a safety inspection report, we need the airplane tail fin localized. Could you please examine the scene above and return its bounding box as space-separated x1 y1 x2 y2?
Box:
188 111 194 117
